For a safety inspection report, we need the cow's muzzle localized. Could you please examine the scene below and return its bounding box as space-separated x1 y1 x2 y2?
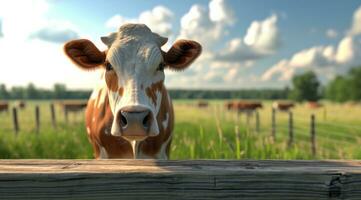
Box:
116 107 152 141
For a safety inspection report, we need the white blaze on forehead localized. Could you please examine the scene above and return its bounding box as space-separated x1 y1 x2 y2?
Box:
102 24 168 137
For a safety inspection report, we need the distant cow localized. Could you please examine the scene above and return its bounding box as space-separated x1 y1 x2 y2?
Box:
273 101 294 112
16 101 26 109
308 101 323 109
59 101 87 123
0 102 9 113
197 101 208 108
63 23 201 159
226 101 263 113
61 101 88 113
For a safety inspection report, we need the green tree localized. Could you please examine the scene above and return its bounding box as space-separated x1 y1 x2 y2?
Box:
347 67 361 101
53 83 67 99
289 71 320 102
326 75 351 102
0 84 9 99
11 87 25 99
25 83 40 99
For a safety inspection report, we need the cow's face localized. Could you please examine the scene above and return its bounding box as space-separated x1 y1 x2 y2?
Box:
64 24 201 143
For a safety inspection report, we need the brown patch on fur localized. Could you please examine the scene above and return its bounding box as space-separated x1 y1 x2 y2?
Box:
86 88 133 159
139 85 174 158
118 87 124 96
64 39 106 70
145 81 163 105
105 70 119 92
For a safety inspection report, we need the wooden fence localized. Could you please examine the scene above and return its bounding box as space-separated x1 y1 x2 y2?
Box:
7 101 86 134
0 159 360 199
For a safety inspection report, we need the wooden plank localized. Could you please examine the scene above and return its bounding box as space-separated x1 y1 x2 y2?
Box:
0 160 360 199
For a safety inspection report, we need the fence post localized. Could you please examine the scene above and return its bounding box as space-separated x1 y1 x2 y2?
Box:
310 114 316 157
235 125 241 159
12 107 19 135
255 111 260 133
271 108 276 141
288 111 293 148
50 103 56 128
246 112 250 127
35 105 40 134
64 107 68 124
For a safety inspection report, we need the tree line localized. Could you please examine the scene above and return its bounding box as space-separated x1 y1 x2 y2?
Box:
0 65 360 102
0 83 91 100
0 83 289 100
289 65 361 102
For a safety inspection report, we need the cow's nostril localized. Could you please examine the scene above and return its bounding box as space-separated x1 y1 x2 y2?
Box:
142 113 151 129
120 112 128 127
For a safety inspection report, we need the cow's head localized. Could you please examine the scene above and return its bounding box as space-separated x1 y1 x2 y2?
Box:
64 23 201 146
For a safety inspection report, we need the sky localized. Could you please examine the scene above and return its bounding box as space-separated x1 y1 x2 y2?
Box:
0 0 361 90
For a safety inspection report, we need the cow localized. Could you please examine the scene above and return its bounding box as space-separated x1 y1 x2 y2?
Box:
272 101 294 112
16 100 26 109
0 102 9 113
60 101 88 123
60 101 88 113
226 101 262 113
308 101 323 109
197 100 208 108
63 23 201 159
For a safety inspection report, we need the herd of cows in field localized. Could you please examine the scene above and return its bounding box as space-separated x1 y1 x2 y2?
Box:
196 100 323 113
0 100 324 116
0 100 88 121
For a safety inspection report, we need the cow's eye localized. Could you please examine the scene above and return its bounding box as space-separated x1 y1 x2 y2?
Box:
105 61 113 71
157 62 165 71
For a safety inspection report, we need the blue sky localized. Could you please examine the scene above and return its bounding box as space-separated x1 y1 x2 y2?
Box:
0 0 361 89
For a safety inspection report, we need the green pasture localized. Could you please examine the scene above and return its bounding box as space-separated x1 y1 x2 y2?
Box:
0 100 361 159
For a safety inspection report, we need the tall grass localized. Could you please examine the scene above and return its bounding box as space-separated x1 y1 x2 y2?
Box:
0 100 361 159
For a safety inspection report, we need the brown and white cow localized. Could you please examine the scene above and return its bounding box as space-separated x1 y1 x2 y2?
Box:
226 101 263 115
0 102 9 113
64 24 201 159
272 101 294 112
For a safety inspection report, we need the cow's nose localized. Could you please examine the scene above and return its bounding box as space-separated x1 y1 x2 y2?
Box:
117 109 152 141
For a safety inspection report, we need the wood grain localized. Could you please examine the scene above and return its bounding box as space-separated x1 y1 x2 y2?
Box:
0 159 360 199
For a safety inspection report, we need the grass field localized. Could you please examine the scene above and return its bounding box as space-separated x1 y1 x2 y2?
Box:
0 100 361 159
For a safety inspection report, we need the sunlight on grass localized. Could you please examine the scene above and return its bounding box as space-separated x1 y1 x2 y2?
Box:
0 100 361 159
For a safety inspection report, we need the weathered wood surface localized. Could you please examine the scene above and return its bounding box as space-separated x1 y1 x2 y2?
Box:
0 160 361 199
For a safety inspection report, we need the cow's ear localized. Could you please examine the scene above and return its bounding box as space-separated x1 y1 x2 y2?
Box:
164 39 202 71
64 39 106 70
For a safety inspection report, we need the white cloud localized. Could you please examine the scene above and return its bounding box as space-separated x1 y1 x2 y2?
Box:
209 0 235 24
30 21 79 43
0 0 79 43
0 0 99 89
335 36 359 64
179 4 223 49
262 5 361 83
215 14 280 62
262 36 361 82
349 6 361 36
171 1 282 88
105 6 174 37
326 29 338 38
105 15 132 29
244 14 280 52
